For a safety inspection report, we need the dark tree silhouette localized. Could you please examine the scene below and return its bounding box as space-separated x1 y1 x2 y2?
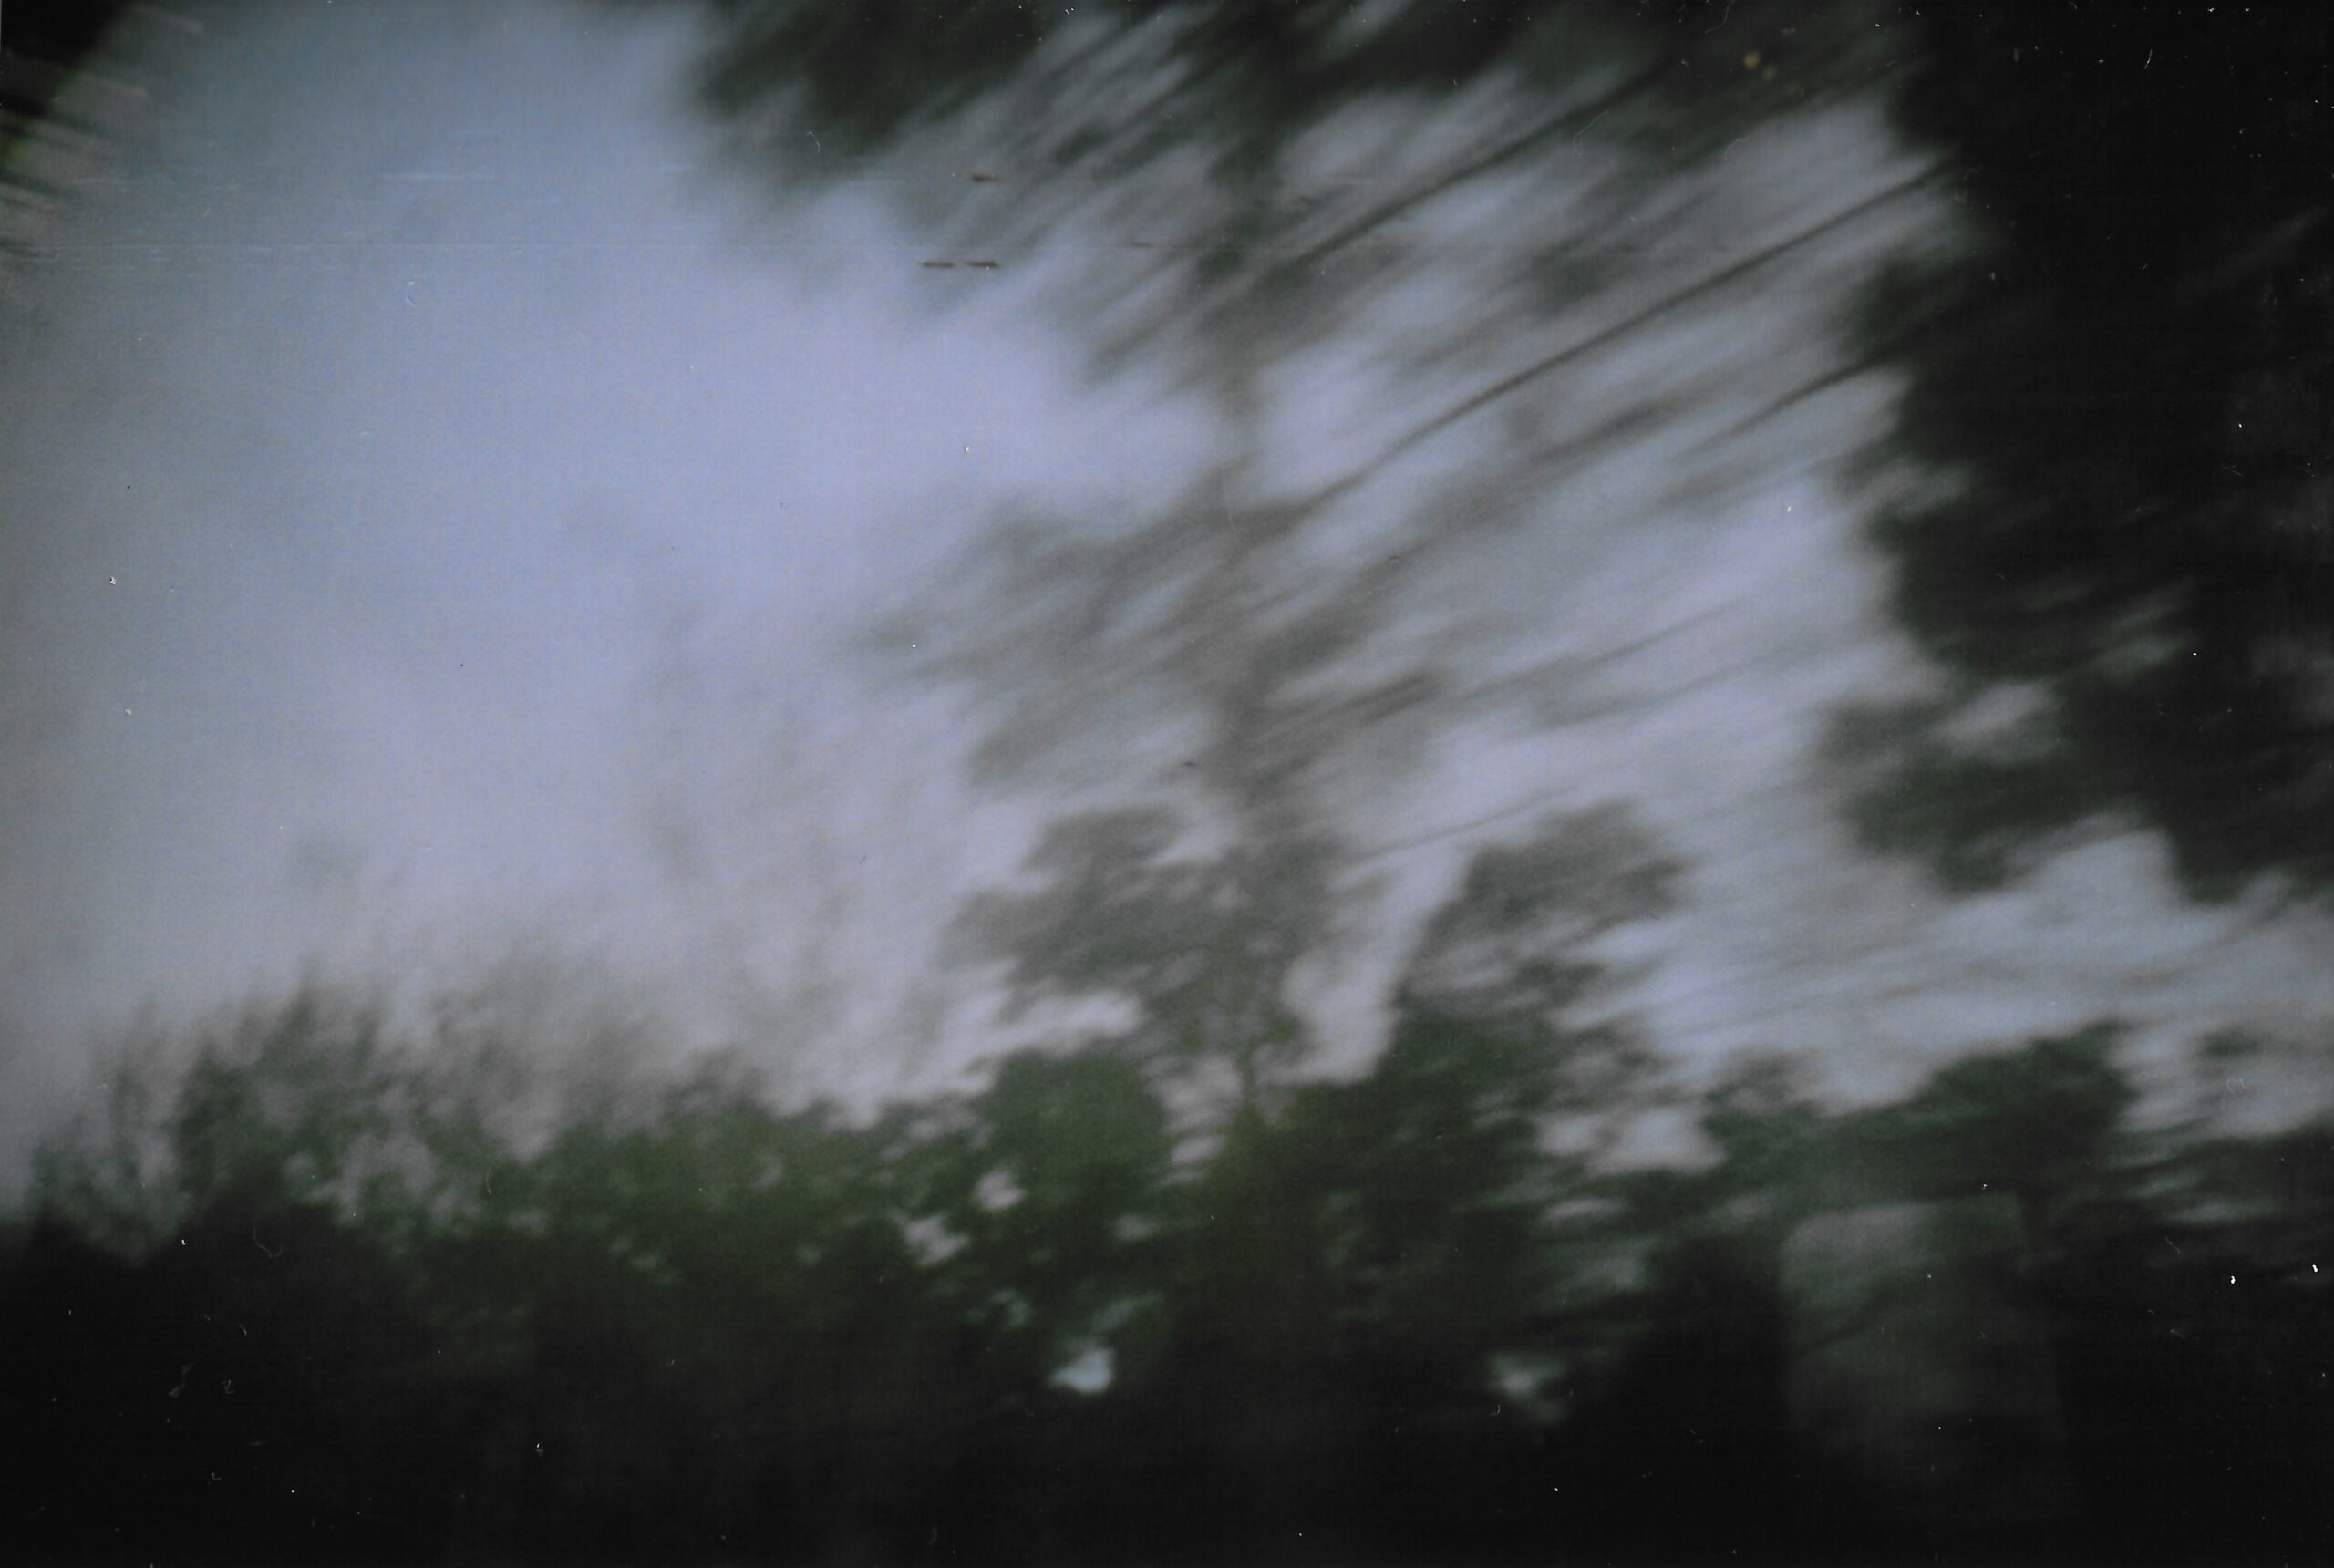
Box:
12 978 2334 1563
1843 3 2334 899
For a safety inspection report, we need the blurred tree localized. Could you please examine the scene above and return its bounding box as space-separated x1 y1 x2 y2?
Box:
27 1026 182 1257
1397 801 1680 1044
1818 1024 2137 1218
647 0 2333 911
1844 3 2334 899
166 989 401 1219
649 0 1949 1095
902 1047 1173 1364
13 980 2334 1561
952 809 1327 1101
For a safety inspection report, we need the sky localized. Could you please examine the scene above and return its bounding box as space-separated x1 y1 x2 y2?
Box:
4 0 2330 1195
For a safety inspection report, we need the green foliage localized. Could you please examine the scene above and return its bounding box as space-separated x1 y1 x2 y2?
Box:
167 991 401 1215
1826 1025 2136 1212
14 977 2334 1560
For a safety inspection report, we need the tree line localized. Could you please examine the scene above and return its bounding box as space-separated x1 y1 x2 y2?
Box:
8 884 2331 1563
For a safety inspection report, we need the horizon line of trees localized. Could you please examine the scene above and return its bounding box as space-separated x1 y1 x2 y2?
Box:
8 951 2332 1563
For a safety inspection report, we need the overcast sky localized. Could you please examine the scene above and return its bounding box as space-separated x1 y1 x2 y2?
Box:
4 0 2330 1194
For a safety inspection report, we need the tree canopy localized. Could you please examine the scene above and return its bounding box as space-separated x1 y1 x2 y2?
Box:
653 0 2330 904
1844 2 2334 899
